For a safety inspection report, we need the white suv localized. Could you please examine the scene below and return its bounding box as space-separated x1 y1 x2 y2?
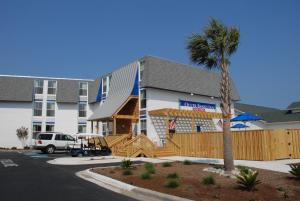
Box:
33 132 75 154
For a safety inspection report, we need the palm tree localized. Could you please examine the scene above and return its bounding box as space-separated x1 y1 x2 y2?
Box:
187 18 239 172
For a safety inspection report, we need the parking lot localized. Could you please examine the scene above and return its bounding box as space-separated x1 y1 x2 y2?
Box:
0 151 136 201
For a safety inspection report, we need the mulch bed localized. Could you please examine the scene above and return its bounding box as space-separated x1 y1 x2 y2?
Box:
92 162 300 201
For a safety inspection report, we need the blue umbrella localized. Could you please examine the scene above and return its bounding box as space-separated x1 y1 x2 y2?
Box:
230 113 262 122
231 123 249 129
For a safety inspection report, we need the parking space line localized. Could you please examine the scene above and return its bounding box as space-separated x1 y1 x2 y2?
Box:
0 159 18 167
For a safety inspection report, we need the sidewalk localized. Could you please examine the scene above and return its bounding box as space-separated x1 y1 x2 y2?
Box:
48 155 300 173
158 156 300 173
47 156 170 165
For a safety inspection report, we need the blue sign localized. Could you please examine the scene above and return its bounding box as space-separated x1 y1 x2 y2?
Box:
179 100 216 110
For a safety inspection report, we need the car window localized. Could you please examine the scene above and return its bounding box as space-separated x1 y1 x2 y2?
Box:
55 134 63 140
38 134 53 140
65 135 75 141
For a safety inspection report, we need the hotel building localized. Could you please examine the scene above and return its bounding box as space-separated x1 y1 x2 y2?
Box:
0 56 240 148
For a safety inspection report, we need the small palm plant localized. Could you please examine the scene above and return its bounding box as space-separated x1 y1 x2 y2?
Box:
289 164 300 178
236 168 261 191
121 159 133 169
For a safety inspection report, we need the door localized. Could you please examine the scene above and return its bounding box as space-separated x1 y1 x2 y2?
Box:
54 134 66 149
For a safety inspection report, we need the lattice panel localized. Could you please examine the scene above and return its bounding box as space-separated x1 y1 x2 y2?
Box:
195 118 217 132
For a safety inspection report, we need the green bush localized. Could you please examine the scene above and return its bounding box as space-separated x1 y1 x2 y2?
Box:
167 172 179 179
183 160 192 165
202 175 215 185
122 169 132 176
121 159 133 169
165 180 179 188
236 168 261 191
289 164 300 178
140 172 151 179
162 162 172 167
144 162 156 174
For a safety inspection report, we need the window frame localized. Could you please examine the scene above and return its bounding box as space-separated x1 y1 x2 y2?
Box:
78 124 87 133
33 101 43 116
140 119 147 135
78 102 87 117
46 123 55 132
79 82 88 96
47 80 57 95
34 80 44 94
46 102 55 117
140 89 146 109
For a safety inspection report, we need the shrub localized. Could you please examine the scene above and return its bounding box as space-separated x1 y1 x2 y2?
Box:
289 164 300 178
140 172 151 179
167 172 179 179
183 160 192 165
121 159 133 169
162 162 172 167
202 175 215 185
165 180 179 188
122 169 132 176
11 147 17 150
144 162 156 174
236 168 261 191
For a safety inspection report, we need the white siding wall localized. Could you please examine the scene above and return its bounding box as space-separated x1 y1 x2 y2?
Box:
145 88 234 145
55 103 78 134
0 102 32 148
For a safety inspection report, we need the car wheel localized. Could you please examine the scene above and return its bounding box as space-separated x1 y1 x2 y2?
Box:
78 153 83 157
46 145 55 154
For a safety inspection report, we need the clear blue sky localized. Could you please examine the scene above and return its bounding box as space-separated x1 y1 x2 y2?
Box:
1 0 299 109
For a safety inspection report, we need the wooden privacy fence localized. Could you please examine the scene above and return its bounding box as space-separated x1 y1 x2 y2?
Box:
169 129 300 160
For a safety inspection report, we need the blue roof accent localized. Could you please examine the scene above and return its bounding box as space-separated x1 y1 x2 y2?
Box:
131 66 139 96
96 80 102 102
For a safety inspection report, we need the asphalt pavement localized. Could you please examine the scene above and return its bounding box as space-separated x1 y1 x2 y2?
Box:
0 151 137 201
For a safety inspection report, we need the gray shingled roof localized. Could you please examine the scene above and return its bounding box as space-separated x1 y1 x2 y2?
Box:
235 103 300 123
140 56 240 101
88 61 138 120
287 101 300 110
0 76 92 103
0 76 34 102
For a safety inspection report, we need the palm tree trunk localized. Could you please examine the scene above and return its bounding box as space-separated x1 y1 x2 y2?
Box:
220 63 234 172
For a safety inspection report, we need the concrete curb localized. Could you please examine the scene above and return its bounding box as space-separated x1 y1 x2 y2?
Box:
76 169 192 201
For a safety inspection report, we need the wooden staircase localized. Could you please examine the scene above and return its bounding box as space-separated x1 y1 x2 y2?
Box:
100 134 179 158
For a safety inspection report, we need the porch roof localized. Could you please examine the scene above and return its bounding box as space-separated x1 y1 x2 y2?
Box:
148 108 222 119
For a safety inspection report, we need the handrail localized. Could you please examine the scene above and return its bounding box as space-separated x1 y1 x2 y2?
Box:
166 136 180 149
107 134 129 147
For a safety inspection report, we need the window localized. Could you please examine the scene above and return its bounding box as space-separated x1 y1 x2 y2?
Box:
55 134 63 140
46 102 55 117
102 77 108 99
33 101 43 116
47 80 57 95
46 124 55 132
102 122 108 136
78 102 87 117
78 124 86 133
32 123 42 139
38 134 53 140
34 80 44 94
79 82 87 96
102 121 112 136
139 61 145 81
196 125 202 133
140 119 147 135
140 89 146 109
